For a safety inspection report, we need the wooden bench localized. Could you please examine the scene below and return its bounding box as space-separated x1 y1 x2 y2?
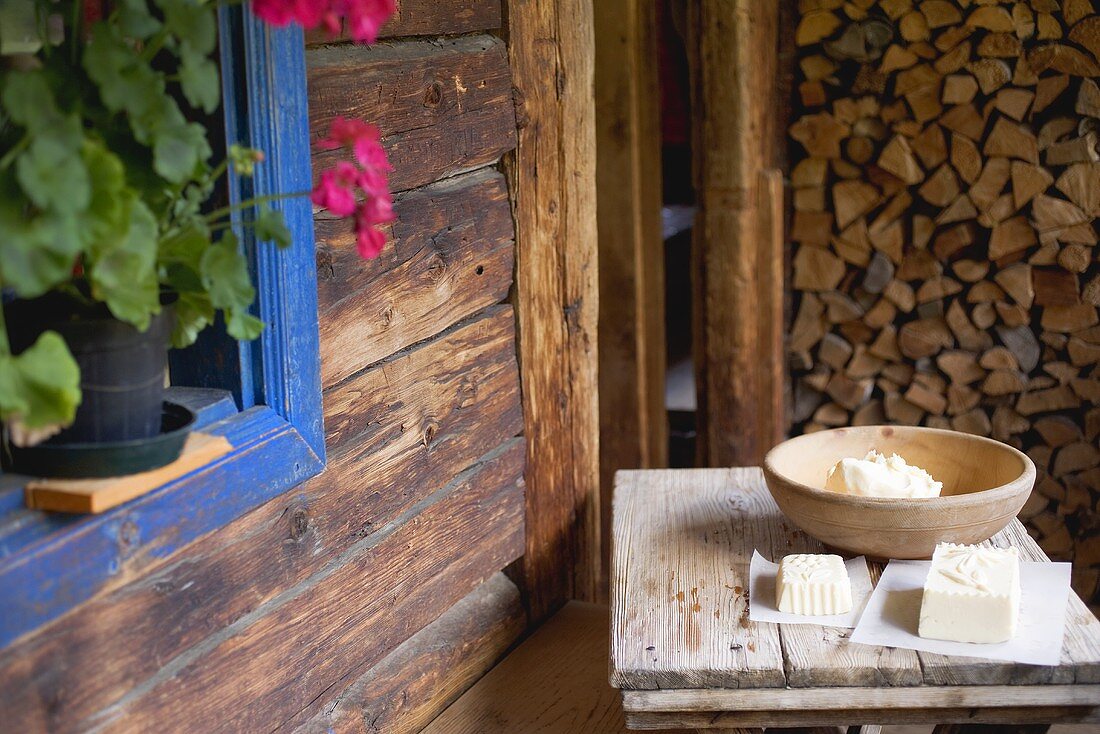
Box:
422 601 643 733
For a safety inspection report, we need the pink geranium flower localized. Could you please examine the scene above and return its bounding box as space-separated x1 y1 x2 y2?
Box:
311 161 359 217
311 116 394 259
250 0 394 44
355 216 387 259
342 0 395 43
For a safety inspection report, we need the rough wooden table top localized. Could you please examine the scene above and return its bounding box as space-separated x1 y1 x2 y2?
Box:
609 468 1100 730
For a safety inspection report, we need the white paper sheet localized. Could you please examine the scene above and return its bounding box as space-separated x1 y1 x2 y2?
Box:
849 560 1072 666
749 550 874 628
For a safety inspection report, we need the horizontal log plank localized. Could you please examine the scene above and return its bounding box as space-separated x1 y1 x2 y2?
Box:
293 572 524 734
316 169 514 388
305 0 501 43
307 36 516 194
94 440 526 733
0 311 522 732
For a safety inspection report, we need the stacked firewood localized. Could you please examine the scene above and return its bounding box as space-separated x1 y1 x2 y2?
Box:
789 0 1100 609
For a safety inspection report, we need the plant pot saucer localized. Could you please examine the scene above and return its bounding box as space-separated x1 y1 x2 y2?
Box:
3 402 197 479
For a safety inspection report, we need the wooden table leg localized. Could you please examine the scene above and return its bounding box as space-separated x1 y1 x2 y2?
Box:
932 726 1050 734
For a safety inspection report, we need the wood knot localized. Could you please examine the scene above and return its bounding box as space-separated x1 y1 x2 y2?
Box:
422 419 439 447
423 81 444 107
457 377 478 407
288 507 310 540
426 251 448 282
379 304 395 327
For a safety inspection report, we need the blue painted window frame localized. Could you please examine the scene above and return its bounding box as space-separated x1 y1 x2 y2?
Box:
0 11 325 649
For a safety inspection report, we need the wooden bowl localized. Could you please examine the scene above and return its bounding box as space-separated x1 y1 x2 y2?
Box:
762 425 1036 560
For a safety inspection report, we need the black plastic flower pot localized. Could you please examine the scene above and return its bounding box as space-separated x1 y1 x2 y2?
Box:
2 293 186 478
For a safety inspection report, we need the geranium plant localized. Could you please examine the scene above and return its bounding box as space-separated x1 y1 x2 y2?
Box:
0 0 394 445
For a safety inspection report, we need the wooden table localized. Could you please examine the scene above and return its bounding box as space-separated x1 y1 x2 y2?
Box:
609 468 1100 732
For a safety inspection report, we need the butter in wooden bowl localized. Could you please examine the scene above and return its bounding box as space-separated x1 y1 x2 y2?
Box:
824 449 943 499
775 553 853 616
918 542 1020 644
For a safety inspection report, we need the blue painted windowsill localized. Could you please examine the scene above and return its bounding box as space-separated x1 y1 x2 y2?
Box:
0 388 324 649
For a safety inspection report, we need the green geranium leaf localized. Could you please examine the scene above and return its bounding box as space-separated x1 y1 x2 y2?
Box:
153 121 210 183
1 71 58 128
172 291 214 348
199 234 255 311
159 222 210 272
226 309 264 341
126 73 175 145
179 46 219 113
80 139 129 248
0 179 83 296
89 194 160 329
15 119 90 214
117 0 162 39
159 0 217 56
84 25 139 113
0 331 81 431
254 207 292 248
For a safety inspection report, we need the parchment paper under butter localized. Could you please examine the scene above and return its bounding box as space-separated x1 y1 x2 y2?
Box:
849 560 1072 666
749 550 874 628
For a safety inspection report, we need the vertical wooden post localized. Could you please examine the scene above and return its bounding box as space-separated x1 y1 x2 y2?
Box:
505 0 600 620
687 0 786 467
594 0 667 588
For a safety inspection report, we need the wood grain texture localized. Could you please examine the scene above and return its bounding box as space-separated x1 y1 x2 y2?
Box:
686 0 785 466
0 312 523 733
506 0 601 620
293 573 525 734
594 0 668 590
609 469 788 689
610 468 1100 693
315 169 515 388
92 441 525 733
307 35 516 194
424 602 690 734
305 0 501 43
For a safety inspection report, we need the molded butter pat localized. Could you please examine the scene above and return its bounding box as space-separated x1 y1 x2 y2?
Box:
775 554 853 615
918 543 1020 644
825 449 942 498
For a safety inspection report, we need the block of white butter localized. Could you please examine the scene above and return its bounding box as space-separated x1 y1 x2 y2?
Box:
918 543 1020 644
825 449 942 498
775 553 853 615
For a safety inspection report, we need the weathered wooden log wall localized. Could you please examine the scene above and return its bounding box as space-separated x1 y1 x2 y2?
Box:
789 0 1100 610
0 2 575 730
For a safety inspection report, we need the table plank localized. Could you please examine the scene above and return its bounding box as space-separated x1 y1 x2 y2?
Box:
624 706 1100 730
610 469 786 689
611 467 1100 694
